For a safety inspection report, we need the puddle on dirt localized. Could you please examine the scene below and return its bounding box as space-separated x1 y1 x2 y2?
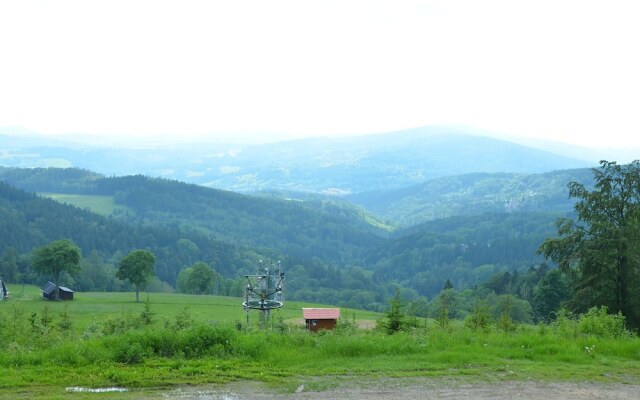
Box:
160 388 242 399
163 390 243 400
158 385 284 400
66 387 128 393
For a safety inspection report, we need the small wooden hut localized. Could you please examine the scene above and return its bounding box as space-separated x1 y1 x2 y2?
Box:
42 282 74 301
303 308 340 332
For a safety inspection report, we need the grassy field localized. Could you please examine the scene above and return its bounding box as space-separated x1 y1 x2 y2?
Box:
1 287 639 399
6 283 351 330
40 193 132 216
4 285 381 333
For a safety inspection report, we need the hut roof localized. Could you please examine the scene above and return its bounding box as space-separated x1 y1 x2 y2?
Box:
42 281 57 295
42 282 74 294
302 308 340 320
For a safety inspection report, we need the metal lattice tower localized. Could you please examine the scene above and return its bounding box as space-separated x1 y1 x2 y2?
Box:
243 260 285 327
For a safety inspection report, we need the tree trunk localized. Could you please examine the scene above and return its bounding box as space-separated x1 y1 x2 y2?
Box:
616 255 627 316
55 273 60 301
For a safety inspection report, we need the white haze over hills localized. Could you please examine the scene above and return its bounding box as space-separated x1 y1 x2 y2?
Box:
447 127 640 165
0 124 636 165
501 136 640 167
0 124 602 195
1 1 639 161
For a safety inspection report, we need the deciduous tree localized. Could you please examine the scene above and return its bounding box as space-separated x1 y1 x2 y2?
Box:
32 239 81 300
176 262 215 295
531 269 570 321
538 160 640 328
116 250 156 302
1 247 18 282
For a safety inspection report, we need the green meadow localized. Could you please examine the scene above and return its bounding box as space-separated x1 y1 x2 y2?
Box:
1 288 639 399
40 193 132 216
3 285 380 332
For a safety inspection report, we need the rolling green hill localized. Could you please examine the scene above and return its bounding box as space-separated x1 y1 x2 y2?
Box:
365 212 560 298
0 167 387 264
0 165 582 313
0 171 393 310
348 169 593 226
0 179 236 286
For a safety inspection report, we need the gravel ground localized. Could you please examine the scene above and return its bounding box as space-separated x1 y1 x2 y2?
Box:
156 378 640 399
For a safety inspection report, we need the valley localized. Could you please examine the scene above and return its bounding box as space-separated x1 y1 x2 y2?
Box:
0 128 603 317
1 128 639 399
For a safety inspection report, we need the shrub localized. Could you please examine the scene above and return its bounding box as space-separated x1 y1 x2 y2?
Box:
102 310 146 335
47 342 83 366
465 301 492 332
333 317 358 335
171 306 194 331
139 295 155 326
181 324 234 358
234 331 268 359
113 340 147 364
143 330 180 358
577 306 628 338
384 288 405 334
57 305 73 333
82 319 103 339
105 323 237 361
551 308 577 337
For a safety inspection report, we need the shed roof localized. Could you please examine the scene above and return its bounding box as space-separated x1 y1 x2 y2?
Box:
42 282 74 294
302 308 340 320
42 281 57 295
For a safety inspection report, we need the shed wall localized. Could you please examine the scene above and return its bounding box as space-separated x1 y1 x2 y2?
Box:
306 318 337 332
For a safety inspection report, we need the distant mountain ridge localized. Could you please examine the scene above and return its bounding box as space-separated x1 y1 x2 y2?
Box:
1 126 593 194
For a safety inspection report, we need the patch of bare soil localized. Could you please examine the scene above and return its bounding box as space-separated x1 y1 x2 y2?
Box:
156 378 640 399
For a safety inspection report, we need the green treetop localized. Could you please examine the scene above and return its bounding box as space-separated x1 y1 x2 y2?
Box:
117 249 156 302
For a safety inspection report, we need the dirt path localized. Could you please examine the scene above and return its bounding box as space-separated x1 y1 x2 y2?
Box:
156 378 640 399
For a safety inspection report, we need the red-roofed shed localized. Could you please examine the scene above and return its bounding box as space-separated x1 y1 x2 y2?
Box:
302 308 340 331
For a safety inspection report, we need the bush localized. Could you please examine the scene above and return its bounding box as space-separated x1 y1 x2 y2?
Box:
234 331 268 359
465 301 492 332
113 340 147 364
47 342 83 366
333 317 359 335
170 306 194 331
577 306 628 338
105 323 236 362
181 324 234 358
102 314 142 335
551 308 577 337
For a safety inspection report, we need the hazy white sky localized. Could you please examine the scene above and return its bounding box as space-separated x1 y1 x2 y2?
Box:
1 0 639 147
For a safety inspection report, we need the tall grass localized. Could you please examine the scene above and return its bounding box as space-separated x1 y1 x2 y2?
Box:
0 292 639 393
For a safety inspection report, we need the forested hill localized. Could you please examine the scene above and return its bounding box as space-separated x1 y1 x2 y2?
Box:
1 166 581 312
0 167 387 264
0 180 234 286
365 212 560 298
0 126 592 194
348 169 594 226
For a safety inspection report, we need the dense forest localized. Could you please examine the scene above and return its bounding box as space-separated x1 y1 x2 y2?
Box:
4 163 634 329
0 180 236 289
347 169 593 226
